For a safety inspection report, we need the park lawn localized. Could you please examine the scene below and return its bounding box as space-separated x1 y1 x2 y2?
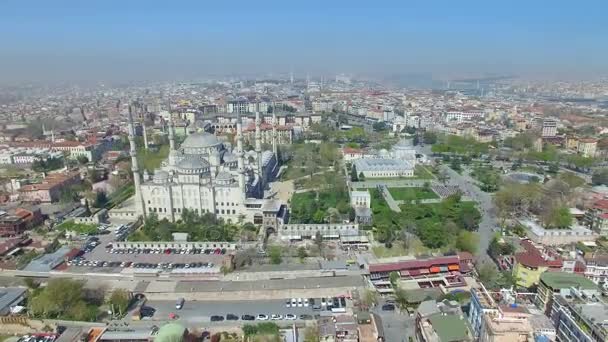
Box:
105 184 135 209
372 239 430 258
55 220 98 234
414 165 436 179
280 166 307 180
388 187 438 201
137 144 169 172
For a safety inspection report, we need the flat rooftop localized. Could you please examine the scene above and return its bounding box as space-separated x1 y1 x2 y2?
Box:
540 272 598 290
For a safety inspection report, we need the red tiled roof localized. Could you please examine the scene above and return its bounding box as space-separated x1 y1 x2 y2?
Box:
515 240 562 268
593 199 608 211
342 147 364 154
369 256 460 273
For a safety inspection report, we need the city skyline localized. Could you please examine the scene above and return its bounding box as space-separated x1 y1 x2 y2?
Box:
1 0 607 84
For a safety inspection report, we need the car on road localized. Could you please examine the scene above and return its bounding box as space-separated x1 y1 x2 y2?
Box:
241 314 255 321
285 300 291 308
299 314 313 320
321 298 327 306
175 298 184 310
382 304 396 311
256 314 269 321
271 314 283 320
226 314 239 321
210 315 224 322
285 314 297 320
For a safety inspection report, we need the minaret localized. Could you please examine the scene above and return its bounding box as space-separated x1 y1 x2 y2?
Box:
168 119 177 167
128 105 146 220
255 112 263 185
272 111 278 159
141 108 149 150
236 114 247 200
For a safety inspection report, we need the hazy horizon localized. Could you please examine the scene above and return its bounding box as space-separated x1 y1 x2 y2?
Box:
1 0 607 84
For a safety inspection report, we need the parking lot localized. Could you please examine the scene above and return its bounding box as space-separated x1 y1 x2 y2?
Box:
135 297 348 324
67 225 228 274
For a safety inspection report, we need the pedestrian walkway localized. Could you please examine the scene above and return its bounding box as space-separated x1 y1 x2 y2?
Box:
378 184 401 212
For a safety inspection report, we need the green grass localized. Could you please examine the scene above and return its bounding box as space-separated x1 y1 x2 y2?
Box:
280 166 307 180
105 184 135 209
414 165 436 179
388 187 438 201
137 144 169 172
55 220 98 234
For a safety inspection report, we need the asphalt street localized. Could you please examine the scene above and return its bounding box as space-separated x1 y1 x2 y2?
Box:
128 299 327 327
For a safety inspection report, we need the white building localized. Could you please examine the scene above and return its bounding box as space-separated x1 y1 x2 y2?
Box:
118 108 285 227
350 190 371 208
542 119 558 137
353 159 414 178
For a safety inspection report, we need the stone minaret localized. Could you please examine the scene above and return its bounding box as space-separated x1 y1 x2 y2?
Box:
236 114 246 200
168 119 178 167
272 111 278 159
255 112 263 186
128 105 145 220
141 104 149 150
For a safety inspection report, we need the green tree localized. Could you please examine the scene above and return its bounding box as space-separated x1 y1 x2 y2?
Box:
358 172 365 181
303 325 320 342
350 166 358 181
542 205 573 229
28 279 98 321
268 245 282 264
423 131 437 144
592 169 608 186
108 289 130 317
394 288 409 310
389 271 401 288
455 231 479 254
477 263 499 288
77 155 89 165
94 191 108 208
297 246 308 261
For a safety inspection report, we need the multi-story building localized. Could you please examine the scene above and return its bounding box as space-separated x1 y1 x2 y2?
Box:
445 110 485 123
368 255 467 294
541 119 557 137
417 299 473 342
578 138 598 158
353 159 414 178
582 254 608 287
512 239 563 288
469 286 500 339
278 223 359 241
19 172 81 203
550 288 608 342
520 218 597 246
585 199 608 237
478 304 533 342
534 272 598 315
350 190 371 225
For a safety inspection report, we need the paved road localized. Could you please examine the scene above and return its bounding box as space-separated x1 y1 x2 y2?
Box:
441 165 497 263
174 275 364 292
137 299 320 324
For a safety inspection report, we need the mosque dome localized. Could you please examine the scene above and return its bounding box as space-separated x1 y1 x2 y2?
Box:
153 170 170 183
181 132 221 153
177 155 210 173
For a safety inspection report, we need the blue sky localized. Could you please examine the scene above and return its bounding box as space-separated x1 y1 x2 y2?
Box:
1 0 607 82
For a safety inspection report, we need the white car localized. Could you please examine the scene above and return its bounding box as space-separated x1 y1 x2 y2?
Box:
291 298 297 307
304 298 309 307
297 298 303 307
256 314 269 321
285 314 297 320
285 300 291 308
271 314 283 320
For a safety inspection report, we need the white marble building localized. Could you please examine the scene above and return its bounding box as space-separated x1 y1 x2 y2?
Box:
120 106 285 226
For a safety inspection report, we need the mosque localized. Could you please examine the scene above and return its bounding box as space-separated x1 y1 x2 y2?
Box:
115 106 285 227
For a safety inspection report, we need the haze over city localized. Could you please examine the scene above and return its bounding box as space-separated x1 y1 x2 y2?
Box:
4 2 608 342
1 0 608 84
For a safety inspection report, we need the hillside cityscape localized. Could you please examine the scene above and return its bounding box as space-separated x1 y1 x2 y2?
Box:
2 2 608 342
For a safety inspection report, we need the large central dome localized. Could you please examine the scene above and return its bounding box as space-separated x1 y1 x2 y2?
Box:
182 132 220 149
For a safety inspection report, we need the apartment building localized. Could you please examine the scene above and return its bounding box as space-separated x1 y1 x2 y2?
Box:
19 172 81 203
550 288 608 342
534 272 598 315
512 239 563 288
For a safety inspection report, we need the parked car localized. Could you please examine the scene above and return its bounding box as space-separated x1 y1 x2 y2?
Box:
382 304 395 311
241 314 255 321
256 314 269 321
210 315 224 322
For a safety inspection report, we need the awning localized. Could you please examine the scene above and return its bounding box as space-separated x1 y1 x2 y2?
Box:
429 267 440 273
448 264 459 271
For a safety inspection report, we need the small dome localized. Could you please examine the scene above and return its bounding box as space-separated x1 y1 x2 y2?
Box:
223 152 238 163
154 170 169 180
177 156 210 170
181 132 220 150
215 171 232 181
